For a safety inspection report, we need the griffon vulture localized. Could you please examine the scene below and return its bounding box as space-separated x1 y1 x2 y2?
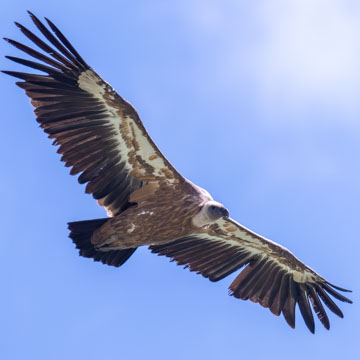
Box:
3 11 352 333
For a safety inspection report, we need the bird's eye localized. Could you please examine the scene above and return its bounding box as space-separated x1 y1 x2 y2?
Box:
210 206 216 210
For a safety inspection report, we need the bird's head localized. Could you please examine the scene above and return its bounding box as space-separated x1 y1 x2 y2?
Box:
204 201 229 221
192 200 229 227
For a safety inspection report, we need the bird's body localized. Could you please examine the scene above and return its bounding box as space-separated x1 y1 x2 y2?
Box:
3 11 352 333
91 180 211 249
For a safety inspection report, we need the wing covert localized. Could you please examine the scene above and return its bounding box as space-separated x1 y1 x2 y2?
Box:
3 11 182 216
150 217 352 333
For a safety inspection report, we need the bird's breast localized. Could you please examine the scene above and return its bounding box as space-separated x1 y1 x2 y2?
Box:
92 195 203 249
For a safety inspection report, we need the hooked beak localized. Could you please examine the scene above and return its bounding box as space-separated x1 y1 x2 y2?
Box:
221 207 229 217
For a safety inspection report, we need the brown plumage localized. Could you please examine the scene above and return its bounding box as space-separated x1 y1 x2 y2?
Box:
3 11 352 334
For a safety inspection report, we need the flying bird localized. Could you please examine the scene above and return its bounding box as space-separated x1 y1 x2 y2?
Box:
3 11 352 333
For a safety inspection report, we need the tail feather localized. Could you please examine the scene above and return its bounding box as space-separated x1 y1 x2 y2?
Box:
68 218 136 267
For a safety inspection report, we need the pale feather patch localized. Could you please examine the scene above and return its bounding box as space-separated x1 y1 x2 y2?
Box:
195 217 317 284
78 70 133 174
78 70 107 97
138 210 154 215
78 69 179 215
127 223 136 234
126 116 176 184
293 272 308 283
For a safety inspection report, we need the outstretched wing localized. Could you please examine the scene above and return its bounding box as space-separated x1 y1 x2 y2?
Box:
3 11 183 216
150 217 352 333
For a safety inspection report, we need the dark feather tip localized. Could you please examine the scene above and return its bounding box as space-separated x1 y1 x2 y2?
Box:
326 281 352 293
1 70 15 76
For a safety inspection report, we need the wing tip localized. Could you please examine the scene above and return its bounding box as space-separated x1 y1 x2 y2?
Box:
27 10 38 22
323 322 330 330
44 17 53 27
284 318 295 329
1 70 27 82
326 281 352 293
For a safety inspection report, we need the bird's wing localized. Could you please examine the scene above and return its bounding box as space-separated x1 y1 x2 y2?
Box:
149 217 352 333
3 12 183 216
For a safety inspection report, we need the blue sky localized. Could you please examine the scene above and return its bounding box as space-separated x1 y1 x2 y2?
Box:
1 1 359 359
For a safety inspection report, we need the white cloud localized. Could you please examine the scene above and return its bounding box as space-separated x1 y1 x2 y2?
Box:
180 0 360 125
253 0 360 117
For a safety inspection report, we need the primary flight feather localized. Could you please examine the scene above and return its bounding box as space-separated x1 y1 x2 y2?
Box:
3 11 352 333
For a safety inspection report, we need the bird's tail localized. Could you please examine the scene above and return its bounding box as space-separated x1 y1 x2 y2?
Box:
68 218 137 267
